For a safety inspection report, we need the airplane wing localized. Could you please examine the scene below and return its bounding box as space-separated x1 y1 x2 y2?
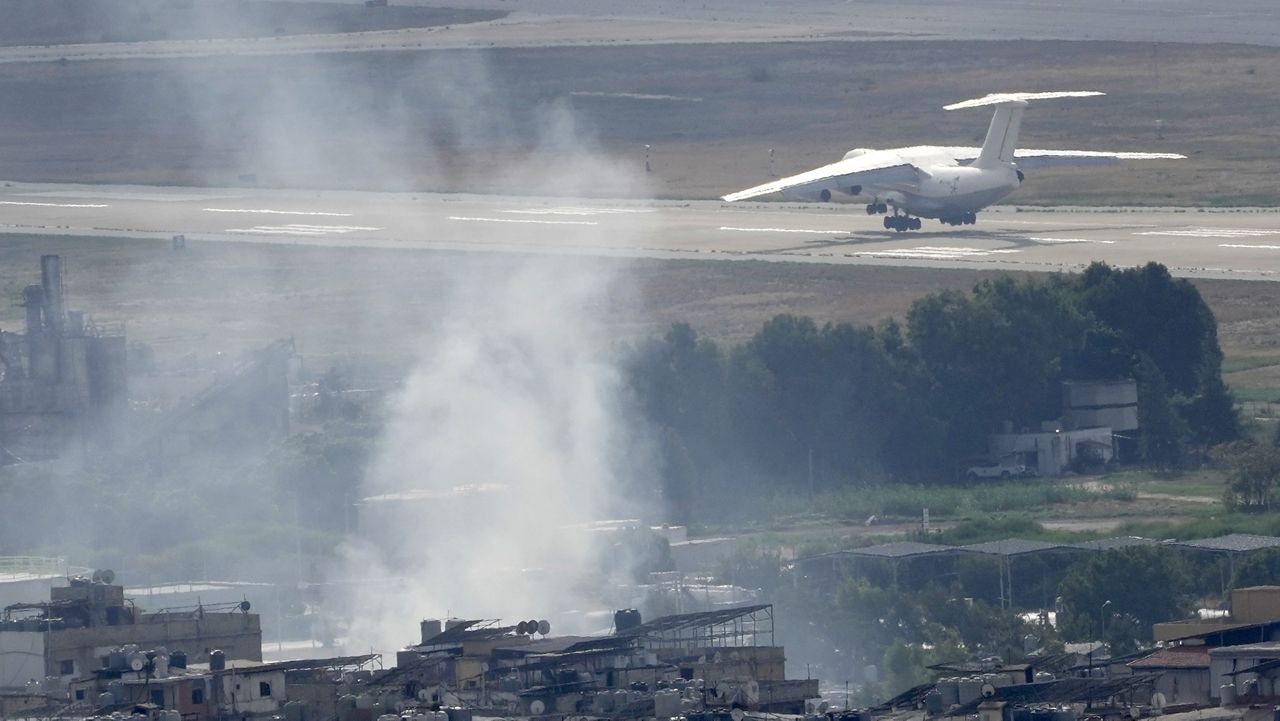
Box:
945 146 1186 169
722 153 918 202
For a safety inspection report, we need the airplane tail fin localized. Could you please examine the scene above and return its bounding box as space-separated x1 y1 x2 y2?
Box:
944 91 1105 169
975 102 1026 168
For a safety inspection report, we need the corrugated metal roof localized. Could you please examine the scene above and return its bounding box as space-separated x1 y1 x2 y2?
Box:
1128 646 1210 669
1068 536 1159 552
960 539 1074 556
1168 534 1280 553
843 542 960 559
619 604 770 637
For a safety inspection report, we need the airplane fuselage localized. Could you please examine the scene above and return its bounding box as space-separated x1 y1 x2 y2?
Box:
778 147 1022 223
886 159 1021 220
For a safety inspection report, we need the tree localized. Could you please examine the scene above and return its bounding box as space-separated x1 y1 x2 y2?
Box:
1231 547 1280 588
1213 440 1280 510
1135 354 1187 470
1058 546 1192 652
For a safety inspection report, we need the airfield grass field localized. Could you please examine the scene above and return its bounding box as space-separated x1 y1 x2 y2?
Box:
0 41 1278 206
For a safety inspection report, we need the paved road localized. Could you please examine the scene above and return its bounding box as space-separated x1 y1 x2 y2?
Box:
4 182 1280 280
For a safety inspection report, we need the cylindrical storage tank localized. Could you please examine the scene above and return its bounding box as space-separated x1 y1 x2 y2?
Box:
655 690 682 719
420 620 442 644
209 650 226 671
336 695 358 721
924 690 943 716
285 702 307 721
108 648 126 671
169 650 187 670
615 609 643 633
1222 684 1238 707
939 679 960 707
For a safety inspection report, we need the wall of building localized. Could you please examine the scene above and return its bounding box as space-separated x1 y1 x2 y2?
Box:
1232 587 1280 625
219 668 286 716
44 612 261 680
0 631 45 691
1152 668 1212 706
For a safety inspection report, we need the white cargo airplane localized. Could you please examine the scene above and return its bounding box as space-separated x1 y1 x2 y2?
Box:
722 91 1184 231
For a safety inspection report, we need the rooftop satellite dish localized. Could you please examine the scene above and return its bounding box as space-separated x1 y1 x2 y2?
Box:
91 570 103 583
239 600 251 613
101 569 116 584
530 700 546 715
517 621 530 635
980 683 996 699
526 619 538 634
537 620 551 636
128 654 146 672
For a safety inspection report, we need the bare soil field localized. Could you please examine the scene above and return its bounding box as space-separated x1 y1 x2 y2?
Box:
0 1 504 47
0 41 1276 206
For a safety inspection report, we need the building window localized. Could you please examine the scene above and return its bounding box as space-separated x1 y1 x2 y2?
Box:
151 689 164 707
192 688 205 705
75 689 85 701
259 681 272 697
59 659 74 675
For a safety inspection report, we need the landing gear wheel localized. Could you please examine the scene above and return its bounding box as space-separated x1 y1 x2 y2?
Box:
883 216 893 230
909 217 921 231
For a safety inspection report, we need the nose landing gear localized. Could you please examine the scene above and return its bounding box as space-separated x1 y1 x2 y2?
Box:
865 201 888 215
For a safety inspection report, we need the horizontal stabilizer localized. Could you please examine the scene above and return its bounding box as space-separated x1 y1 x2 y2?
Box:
944 91 1104 111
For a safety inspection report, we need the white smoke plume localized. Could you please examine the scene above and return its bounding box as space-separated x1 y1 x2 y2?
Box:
330 64 658 656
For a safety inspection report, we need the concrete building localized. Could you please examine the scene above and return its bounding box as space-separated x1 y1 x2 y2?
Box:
0 255 127 461
1128 646 1211 706
1155 585 1280 643
0 575 262 698
387 605 817 717
1061 380 1139 434
989 425 1116 477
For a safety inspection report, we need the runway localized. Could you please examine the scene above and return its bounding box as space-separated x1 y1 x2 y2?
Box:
3 182 1280 281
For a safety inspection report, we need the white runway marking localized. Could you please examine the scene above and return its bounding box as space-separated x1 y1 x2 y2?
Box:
857 246 1020 260
226 224 382 236
449 216 598 226
1220 244 1280 250
204 208 352 217
720 226 850 234
503 207 655 216
1135 227 1280 238
0 201 108 208
569 91 702 102
1026 236 1116 244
